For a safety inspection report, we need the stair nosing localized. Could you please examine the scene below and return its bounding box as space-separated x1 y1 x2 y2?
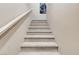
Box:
21 42 58 48
27 32 52 33
24 35 55 39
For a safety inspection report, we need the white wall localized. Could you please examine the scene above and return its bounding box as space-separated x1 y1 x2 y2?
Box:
0 3 30 28
30 3 47 20
47 3 79 54
0 3 32 54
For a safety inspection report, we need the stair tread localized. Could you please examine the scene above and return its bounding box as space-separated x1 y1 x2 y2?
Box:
28 29 51 31
24 38 55 42
29 27 49 29
29 26 49 27
25 38 54 40
30 24 48 26
25 35 55 39
29 26 49 29
28 28 50 29
27 33 53 35
30 25 48 26
21 42 58 47
31 20 48 22
27 32 52 33
31 21 48 24
27 30 52 33
19 52 59 55
32 20 48 21
31 22 48 23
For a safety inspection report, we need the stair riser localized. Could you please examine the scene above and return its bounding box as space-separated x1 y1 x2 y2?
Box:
27 32 52 34
27 33 52 35
31 20 48 22
31 22 48 24
28 29 51 31
29 26 49 27
31 22 48 25
27 33 53 35
32 20 47 21
28 28 50 30
24 37 55 39
31 21 48 22
25 35 55 39
29 27 49 29
27 30 51 32
21 47 58 52
28 28 50 29
27 32 52 33
32 20 48 21
31 22 48 23
30 25 48 26
30 24 48 26
24 39 55 42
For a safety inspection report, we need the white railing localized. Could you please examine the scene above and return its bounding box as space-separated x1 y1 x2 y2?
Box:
0 9 32 36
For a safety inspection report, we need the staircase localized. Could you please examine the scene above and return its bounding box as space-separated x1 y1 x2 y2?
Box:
19 20 59 55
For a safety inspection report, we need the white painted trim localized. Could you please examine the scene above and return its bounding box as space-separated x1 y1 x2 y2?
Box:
0 9 32 36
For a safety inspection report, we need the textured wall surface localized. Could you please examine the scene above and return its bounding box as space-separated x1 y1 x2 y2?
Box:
47 3 79 54
0 3 30 28
0 3 32 54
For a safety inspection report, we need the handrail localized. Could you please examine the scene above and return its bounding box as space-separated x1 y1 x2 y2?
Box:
0 9 32 36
